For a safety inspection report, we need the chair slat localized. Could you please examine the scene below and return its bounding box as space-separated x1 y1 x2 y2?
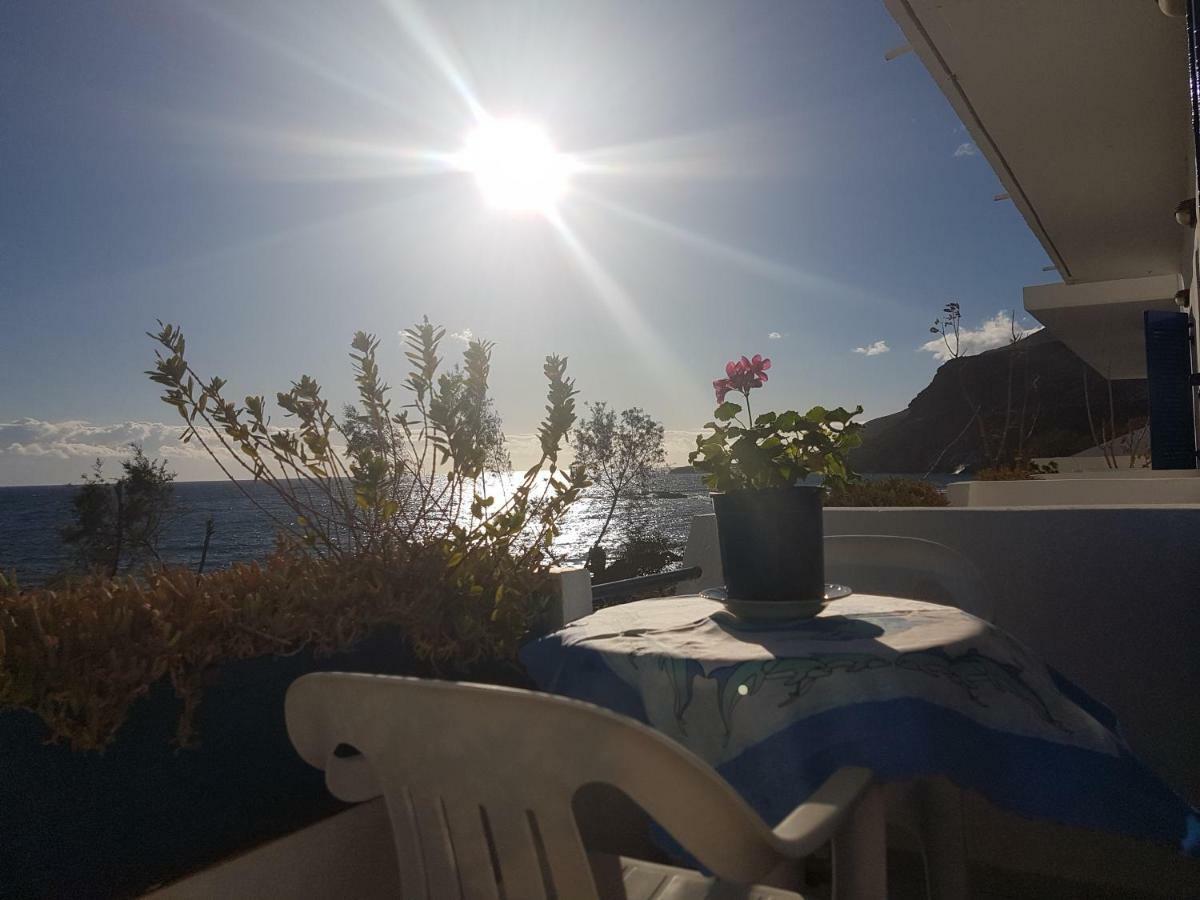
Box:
487 808 549 900
411 791 462 900
530 806 600 900
382 787 429 900
442 798 501 900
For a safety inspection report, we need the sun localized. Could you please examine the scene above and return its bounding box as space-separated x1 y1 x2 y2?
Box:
457 118 574 214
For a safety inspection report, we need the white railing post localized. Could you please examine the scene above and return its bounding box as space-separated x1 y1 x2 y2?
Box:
549 566 593 628
677 514 723 593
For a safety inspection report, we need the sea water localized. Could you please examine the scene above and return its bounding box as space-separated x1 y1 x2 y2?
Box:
0 472 957 584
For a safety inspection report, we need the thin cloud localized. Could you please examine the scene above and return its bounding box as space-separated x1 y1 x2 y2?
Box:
767 331 783 340
2 419 709 485
953 142 978 158
919 311 1043 362
449 328 474 343
0 418 230 485
0 417 359 486
853 340 890 357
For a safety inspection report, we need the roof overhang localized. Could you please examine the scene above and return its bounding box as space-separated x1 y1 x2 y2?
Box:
884 0 1193 284
1024 274 1183 379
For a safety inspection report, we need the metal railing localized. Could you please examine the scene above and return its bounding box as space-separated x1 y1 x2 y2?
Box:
590 566 702 604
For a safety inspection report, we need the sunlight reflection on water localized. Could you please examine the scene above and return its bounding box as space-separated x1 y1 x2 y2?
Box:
0 472 712 582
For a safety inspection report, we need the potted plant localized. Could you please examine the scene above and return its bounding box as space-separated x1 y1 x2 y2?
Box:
689 354 863 603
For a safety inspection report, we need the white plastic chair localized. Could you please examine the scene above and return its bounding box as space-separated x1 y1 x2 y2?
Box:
286 672 884 900
822 534 992 623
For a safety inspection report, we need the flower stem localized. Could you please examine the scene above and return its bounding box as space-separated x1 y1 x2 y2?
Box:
743 390 753 425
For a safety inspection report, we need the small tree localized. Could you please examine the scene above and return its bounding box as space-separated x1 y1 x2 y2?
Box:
574 403 666 557
434 366 512 475
600 523 683 585
61 445 176 576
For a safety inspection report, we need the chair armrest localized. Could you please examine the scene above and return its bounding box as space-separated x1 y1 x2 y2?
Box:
324 751 382 803
770 767 875 858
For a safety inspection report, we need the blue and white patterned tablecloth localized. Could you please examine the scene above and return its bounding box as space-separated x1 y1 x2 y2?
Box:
520 594 1200 856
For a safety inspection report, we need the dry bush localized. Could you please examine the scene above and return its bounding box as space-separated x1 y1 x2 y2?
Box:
824 477 948 507
0 541 554 750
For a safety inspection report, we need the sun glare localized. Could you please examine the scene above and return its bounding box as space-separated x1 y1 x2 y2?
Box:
457 118 574 214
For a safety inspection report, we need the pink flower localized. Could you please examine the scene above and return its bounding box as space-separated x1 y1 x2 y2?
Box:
717 354 771 400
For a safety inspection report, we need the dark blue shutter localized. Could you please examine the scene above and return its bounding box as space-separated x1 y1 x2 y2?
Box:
1144 310 1197 470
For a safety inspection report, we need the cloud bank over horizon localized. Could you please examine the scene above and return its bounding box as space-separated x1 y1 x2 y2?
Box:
0 419 704 486
0 418 224 485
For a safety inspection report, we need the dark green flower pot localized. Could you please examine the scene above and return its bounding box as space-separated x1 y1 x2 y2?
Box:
711 485 824 602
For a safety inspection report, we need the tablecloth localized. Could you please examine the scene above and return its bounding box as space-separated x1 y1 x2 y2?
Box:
520 595 1200 856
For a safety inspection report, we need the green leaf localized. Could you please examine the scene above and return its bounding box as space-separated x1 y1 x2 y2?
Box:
774 410 801 431
713 402 742 422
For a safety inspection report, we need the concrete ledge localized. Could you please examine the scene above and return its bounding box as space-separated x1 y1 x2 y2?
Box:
1031 468 1200 479
946 477 1200 506
146 799 397 899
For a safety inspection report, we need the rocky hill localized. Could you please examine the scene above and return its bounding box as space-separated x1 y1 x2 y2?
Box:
848 330 1149 473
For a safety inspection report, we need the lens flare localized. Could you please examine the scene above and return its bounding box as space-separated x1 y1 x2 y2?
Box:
456 118 574 213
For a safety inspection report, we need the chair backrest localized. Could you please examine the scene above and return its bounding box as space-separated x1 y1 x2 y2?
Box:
285 672 787 900
822 534 993 622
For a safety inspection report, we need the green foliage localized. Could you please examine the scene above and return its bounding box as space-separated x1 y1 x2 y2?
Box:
147 318 583 559
433 364 512 477
144 318 585 665
690 403 864 492
824 477 948 508
60 446 176 576
574 403 666 551
538 355 578 465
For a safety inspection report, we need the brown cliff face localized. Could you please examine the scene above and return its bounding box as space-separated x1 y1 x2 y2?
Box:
848 330 1149 473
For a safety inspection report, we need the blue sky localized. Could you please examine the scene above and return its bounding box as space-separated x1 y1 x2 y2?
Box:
0 0 1053 484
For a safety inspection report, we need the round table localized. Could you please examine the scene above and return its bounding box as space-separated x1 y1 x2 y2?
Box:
520 594 1199 857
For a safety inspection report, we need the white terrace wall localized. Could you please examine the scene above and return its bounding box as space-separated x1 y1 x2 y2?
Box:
822 506 1200 807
